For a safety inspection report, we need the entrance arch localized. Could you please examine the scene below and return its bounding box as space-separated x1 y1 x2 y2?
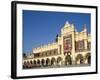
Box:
85 53 91 64
76 54 84 64
51 57 56 66
34 60 36 65
57 57 62 66
46 58 50 66
23 61 27 68
27 61 31 68
30 60 33 64
37 59 40 65
65 55 72 65
41 59 45 66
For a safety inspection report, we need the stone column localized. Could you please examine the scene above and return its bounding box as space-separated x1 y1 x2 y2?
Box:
71 27 75 65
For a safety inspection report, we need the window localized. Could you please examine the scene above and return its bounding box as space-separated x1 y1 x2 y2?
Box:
63 35 72 51
78 41 84 50
59 45 61 54
64 39 72 50
88 42 91 50
75 40 84 52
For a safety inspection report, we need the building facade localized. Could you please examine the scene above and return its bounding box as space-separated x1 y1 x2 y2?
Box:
23 21 91 69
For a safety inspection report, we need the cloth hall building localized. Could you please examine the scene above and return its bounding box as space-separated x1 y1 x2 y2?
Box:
23 21 91 69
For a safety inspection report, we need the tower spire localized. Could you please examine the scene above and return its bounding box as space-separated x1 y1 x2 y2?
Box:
65 21 69 25
64 21 70 28
83 24 87 32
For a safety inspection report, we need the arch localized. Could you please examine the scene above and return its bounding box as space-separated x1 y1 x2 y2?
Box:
41 59 45 66
34 60 36 64
37 59 40 65
27 61 30 64
27 61 30 68
57 57 62 66
51 57 56 66
27 61 31 68
85 53 91 64
46 58 50 66
76 54 84 64
23 61 27 68
29 60 33 68
65 55 72 65
30 60 33 64
24 61 27 65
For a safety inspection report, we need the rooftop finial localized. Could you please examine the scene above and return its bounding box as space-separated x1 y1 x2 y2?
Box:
64 21 70 28
83 24 87 32
66 21 69 25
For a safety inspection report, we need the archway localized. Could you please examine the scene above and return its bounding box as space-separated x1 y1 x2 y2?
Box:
41 59 45 66
24 61 27 65
30 60 33 68
23 61 27 68
24 61 28 68
51 57 56 66
30 60 33 64
37 59 40 65
85 53 91 64
34 60 36 65
27 61 31 68
65 55 72 65
76 54 84 64
57 57 62 66
46 58 50 66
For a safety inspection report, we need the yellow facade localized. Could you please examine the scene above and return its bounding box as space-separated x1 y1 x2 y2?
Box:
23 21 91 68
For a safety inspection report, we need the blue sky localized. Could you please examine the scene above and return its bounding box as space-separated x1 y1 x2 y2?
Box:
23 10 90 54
